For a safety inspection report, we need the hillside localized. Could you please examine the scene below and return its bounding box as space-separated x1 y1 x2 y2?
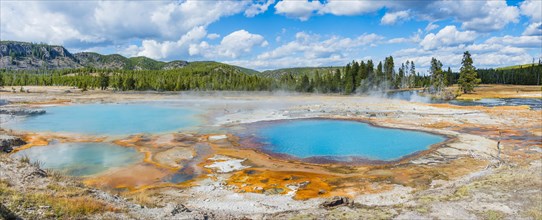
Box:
74 52 188 70
0 41 81 70
261 66 340 78
0 41 258 74
0 41 189 70
496 63 541 70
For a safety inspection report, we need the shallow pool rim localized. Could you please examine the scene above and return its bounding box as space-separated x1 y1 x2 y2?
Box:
234 117 454 165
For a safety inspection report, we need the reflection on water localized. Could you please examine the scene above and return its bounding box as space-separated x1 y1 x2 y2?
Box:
13 142 143 176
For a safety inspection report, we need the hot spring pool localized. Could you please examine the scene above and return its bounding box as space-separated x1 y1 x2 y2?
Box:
13 142 143 176
254 119 446 161
8 103 201 135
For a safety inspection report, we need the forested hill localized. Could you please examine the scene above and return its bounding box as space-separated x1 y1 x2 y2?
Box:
0 41 256 74
261 67 340 78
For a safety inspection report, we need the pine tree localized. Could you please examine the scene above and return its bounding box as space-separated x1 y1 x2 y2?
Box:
313 71 322 92
333 69 342 93
297 74 311 92
376 61 383 85
344 67 354 94
397 63 405 89
430 57 446 93
99 73 109 90
384 56 394 87
458 51 481 93
446 67 454 86
351 61 360 89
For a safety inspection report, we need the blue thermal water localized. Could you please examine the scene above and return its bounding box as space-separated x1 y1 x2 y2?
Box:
13 142 143 176
256 119 445 161
9 103 200 135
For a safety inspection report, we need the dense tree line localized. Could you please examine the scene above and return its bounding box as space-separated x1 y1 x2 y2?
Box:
1 54 539 94
286 57 442 94
0 64 276 91
477 63 541 85
0 57 457 94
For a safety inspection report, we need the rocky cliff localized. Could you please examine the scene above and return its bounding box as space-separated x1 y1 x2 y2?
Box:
0 41 188 70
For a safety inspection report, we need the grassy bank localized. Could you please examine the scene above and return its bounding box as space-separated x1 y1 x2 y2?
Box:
452 84 542 100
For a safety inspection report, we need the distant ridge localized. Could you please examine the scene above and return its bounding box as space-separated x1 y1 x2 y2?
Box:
495 63 541 70
0 41 259 74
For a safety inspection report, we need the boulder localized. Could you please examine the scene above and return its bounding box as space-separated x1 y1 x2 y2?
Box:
0 134 26 153
171 204 191 216
319 196 352 208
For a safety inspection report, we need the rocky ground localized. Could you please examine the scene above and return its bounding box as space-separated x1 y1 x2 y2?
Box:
0 86 541 219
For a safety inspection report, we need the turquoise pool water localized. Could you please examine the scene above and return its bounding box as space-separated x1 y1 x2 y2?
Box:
13 142 143 176
9 103 200 135
255 119 445 161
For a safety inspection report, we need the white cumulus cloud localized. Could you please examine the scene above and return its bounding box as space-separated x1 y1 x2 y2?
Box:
0 0 251 49
231 32 383 70
381 10 410 25
274 0 323 21
207 33 221 40
420 26 477 50
520 0 542 22
319 0 389 15
190 30 268 59
425 23 439 32
123 26 208 60
245 0 275 17
523 22 542 36
486 35 542 48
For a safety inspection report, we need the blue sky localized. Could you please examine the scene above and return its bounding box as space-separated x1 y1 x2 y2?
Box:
1 0 541 72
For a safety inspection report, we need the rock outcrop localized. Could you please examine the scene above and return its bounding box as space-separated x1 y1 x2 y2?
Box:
0 41 81 70
0 41 188 70
319 196 353 208
0 134 26 153
0 107 46 116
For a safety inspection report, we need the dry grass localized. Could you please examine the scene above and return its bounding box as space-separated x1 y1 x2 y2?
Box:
18 155 30 164
525 207 542 220
0 179 117 218
122 190 160 208
452 84 542 100
482 210 506 220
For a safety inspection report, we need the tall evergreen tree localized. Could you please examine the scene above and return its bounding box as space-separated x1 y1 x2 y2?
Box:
397 63 405 89
313 70 322 92
333 69 342 93
446 67 454 86
99 72 109 90
351 61 360 89
384 56 395 88
429 57 446 93
376 61 383 85
458 51 481 93
344 66 354 94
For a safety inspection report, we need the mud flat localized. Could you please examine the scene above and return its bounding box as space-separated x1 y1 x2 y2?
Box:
0 86 541 219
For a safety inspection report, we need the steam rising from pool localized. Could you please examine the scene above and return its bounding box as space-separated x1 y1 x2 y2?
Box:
13 142 143 176
8 103 201 135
